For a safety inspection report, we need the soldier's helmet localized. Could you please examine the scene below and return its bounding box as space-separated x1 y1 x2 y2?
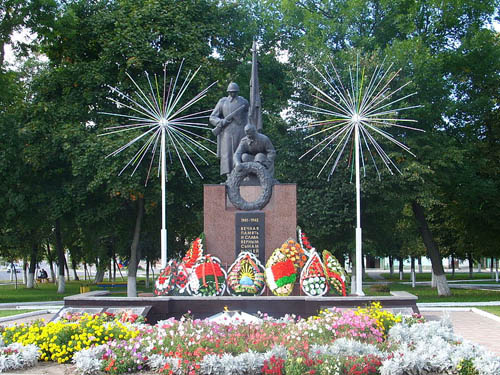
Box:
227 82 240 92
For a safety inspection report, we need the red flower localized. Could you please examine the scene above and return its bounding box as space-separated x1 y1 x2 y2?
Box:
195 262 223 278
271 259 295 279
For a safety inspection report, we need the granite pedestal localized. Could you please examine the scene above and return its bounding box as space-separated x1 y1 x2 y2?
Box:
203 183 297 266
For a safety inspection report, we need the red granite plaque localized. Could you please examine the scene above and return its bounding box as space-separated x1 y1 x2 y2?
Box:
203 184 297 267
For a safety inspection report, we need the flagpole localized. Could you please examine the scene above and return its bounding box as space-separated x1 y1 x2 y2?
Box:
161 126 167 268
354 120 364 296
249 40 262 131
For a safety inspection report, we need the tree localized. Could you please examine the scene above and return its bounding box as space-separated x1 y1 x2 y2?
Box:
22 0 282 296
273 0 499 296
0 0 57 67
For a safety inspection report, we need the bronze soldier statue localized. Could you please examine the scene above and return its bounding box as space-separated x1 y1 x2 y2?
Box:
210 82 249 176
233 123 276 177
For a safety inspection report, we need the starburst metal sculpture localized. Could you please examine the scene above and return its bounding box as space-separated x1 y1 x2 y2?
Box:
292 57 423 295
100 61 217 268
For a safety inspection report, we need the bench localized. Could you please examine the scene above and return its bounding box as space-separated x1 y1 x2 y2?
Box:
96 282 128 288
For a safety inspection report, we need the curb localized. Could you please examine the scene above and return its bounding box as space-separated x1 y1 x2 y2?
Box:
418 301 500 307
0 310 49 324
0 301 63 309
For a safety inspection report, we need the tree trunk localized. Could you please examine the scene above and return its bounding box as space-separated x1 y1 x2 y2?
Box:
431 270 437 288
55 219 65 293
389 256 394 276
418 256 423 273
113 253 117 281
9 262 18 288
398 257 404 280
46 241 56 283
27 243 37 289
477 259 481 273
128 197 144 297
22 260 28 285
468 253 474 279
114 258 124 280
411 257 416 288
491 257 494 274
451 254 455 278
95 268 105 283
71 255 79 281
64 256 70 281
145 258 150 289
411 200 451 296
496 258 499 283
94 257 104 282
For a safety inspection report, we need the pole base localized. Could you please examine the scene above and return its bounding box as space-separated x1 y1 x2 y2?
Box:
161 229 167 269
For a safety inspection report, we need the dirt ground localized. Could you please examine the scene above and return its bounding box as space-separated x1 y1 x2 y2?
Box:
3 362 157 375
3 362 76 375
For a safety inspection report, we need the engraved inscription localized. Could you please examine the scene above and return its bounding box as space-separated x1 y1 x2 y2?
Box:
235 212 265 264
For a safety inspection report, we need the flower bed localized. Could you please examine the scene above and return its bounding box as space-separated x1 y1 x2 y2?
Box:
0 312 139 364
2 304 500 375
0 342 39 373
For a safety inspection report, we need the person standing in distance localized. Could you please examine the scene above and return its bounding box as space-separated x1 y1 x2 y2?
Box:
210 82 249 177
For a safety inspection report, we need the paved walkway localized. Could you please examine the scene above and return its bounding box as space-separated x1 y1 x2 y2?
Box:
422 310 500 355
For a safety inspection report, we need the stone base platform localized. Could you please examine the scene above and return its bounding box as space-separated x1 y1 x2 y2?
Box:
204 183 297 266
64 291 419 324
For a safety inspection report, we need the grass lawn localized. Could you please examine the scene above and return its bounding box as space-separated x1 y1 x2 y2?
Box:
479 306 500 317
1 277 498 305
377 271 495 282
0 281 154 303
0 309 43 318
0 282 92 303
389 283 500 303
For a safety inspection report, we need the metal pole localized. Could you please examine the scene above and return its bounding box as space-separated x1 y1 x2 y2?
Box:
355 122 364 296
161 127 167 268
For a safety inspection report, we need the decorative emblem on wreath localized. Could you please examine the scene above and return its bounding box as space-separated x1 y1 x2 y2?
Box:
226 162 274 211
265 248 297 296
227 252 266 296
188 255 227 296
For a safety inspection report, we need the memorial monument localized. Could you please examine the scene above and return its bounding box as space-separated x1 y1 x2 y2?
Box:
209 82 249 177
204 41 297 266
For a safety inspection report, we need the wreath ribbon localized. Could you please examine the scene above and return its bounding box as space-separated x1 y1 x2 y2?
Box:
201 256 219 291
329 271 346 296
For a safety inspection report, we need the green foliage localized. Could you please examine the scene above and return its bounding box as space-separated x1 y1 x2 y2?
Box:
457 358 480 375
273 0 500 264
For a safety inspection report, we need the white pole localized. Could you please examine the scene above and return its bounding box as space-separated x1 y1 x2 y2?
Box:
355 121 364 296
161 127 167 269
